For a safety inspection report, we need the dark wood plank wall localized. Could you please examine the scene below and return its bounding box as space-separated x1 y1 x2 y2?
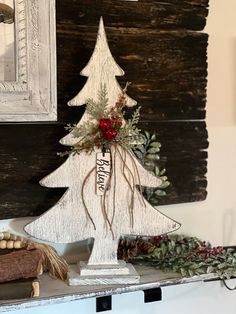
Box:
0 0 209 219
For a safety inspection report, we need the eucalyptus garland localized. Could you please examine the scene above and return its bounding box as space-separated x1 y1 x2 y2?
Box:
121 235 236 279
132 131 170 205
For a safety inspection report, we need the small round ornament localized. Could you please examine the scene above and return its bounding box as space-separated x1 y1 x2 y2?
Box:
98 118 112 131
102 128 118 140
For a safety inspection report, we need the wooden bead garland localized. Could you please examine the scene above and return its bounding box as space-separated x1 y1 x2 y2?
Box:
0 231 69 282
0 232 24 250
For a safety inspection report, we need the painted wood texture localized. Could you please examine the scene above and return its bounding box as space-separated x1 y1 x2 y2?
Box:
0 0 209 219
25 19 180 274
0 0 57 122
57 29 208 122
56 0 209 31
24 149 180 260
0 1 15 82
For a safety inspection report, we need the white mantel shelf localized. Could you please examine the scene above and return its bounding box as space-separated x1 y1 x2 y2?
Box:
0 265 220 313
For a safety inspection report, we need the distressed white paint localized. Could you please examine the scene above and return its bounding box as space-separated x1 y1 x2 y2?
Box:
69 262 140 285
60 17 136 146
0 0 15 81
0 0 57 121
79 260 130 275
24 17 180 283
25 149 180 263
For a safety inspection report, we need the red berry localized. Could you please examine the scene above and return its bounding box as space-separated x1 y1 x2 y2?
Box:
98 118 112 131
95 135 101 147
111 116 122 128
102 128 118 140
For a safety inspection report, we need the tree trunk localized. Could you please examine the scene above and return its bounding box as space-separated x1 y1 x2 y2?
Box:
88 238 119 265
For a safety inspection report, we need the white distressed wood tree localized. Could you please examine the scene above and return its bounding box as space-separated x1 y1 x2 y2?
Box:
25 17 180 283
60 17 136 147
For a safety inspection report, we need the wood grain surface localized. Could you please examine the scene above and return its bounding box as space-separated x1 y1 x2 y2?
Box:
0 249 43 283
0 0 209 219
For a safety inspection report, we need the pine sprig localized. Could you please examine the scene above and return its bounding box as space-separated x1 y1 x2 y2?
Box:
59 84 145 156
127 106 141 127
86 84 109 120
98 83 109 105
71 121 98 138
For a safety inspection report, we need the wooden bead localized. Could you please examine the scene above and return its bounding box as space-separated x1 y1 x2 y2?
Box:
39 264 44 276
13 240 23 249
0 240 7 249
3 232 11 240
6 240 14 249
32 280 40 297
9 234 17 241
0 232 4 240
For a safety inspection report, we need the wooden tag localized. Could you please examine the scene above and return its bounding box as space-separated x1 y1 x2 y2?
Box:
96 152 111 195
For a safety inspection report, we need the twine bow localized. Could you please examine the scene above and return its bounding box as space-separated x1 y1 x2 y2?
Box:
81 144 145 239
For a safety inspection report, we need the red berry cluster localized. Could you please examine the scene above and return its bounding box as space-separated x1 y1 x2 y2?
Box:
191 242 224 260
151 235 225 261
98 118 118 140
96 94 126 145
152 235 171 245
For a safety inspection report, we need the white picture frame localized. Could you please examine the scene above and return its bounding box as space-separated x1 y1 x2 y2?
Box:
0 0 57 121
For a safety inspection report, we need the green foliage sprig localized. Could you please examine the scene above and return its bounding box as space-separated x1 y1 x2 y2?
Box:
132 131 170 204
84 84 109 120
130 235 236 279
58 84 144 156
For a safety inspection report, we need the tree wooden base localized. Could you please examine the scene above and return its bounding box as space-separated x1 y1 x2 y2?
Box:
68 262 140 285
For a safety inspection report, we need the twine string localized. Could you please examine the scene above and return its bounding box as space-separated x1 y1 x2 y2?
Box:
81 166 96 230
111 144 117 226
81 145 142 235
101 162 115 240
116 146 136 228
26 240 68 281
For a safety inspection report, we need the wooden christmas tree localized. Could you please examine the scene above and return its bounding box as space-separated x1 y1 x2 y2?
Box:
25 17 180 285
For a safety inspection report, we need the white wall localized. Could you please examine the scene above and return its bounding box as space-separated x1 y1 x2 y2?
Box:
2 0 236 313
